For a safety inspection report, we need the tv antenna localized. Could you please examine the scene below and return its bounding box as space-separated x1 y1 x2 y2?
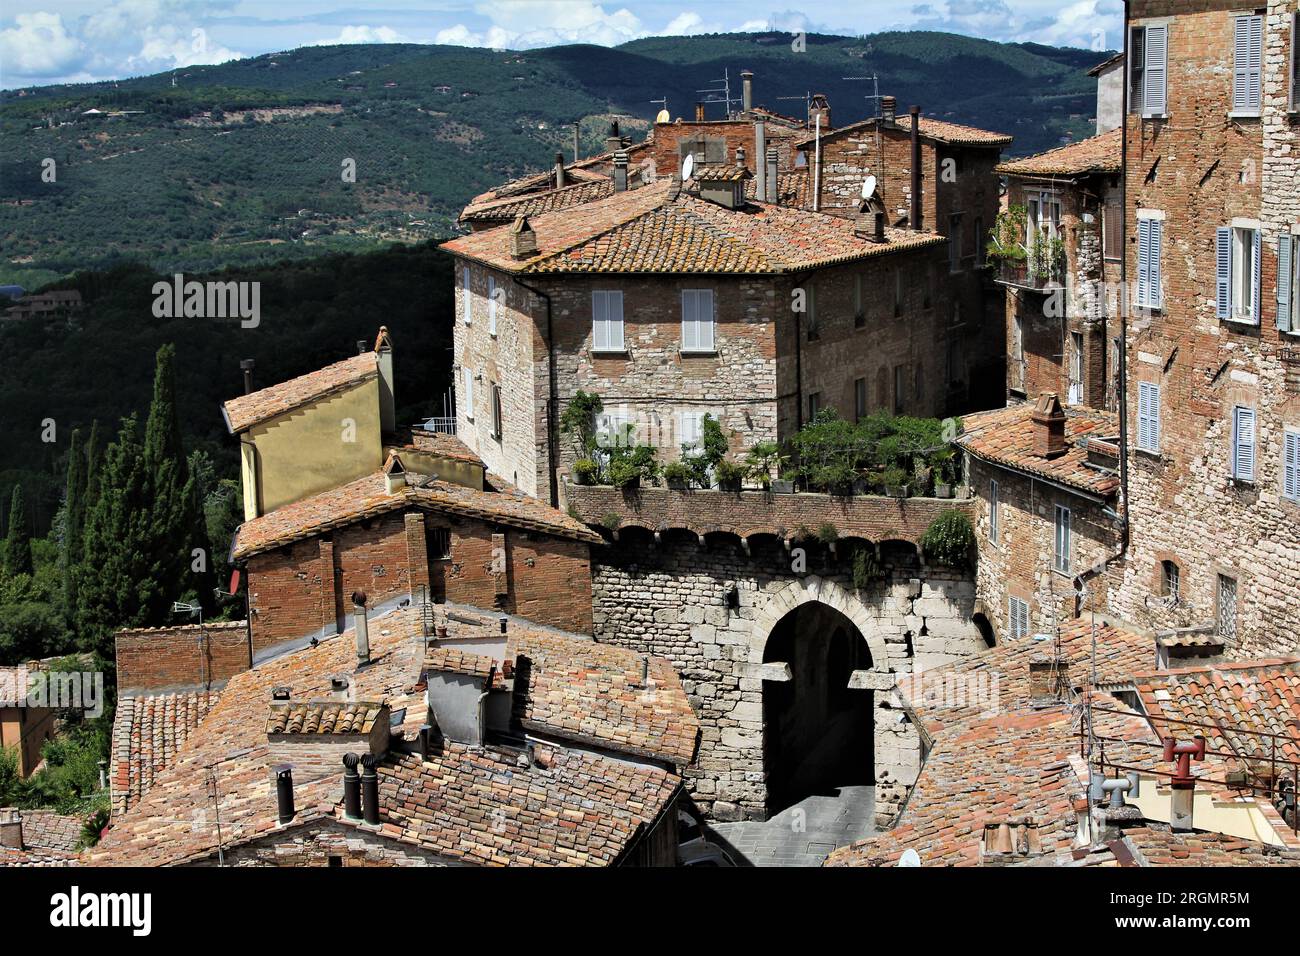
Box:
843 74 883 117
775 91 813 117
696 68 741 118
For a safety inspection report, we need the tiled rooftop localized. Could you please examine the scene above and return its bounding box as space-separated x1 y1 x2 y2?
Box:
231 470 600 560
1122 825 1300 867
997 128 1122 177
111 691 218 816
266 700 386 736
440 177 944 276
957 403 1121 498
796 115 1013 149
459 177 616 224
222 351 377 434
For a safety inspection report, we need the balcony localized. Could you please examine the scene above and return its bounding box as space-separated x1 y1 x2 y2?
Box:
994 256 1065 293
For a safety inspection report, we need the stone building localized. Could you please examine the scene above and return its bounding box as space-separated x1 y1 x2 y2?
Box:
1110 0 1300 656
441 172 952 507
996 128 1123 411
794 101 1014 410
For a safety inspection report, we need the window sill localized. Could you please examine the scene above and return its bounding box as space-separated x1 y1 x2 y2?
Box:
591 349 629 357
1228 111 1261 121
1134 446 1162 460
1222 315 1260 329
680 350 718 357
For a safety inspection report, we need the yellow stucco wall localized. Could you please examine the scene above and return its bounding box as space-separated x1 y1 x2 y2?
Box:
245 380 383 516
389 447 484 491
1128 775 1286 847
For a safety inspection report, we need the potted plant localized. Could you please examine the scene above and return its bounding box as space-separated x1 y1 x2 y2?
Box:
714 458 746 492
920 509 976 569
663 460 692 490
882 466 909 498
770 474 796 494
608 457 641 489
931 448 957 498
744 441 786 490
573 458 599 486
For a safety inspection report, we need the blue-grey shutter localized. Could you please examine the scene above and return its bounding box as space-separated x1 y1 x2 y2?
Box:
1150 219 1163 308
1234 16 1263 113
1216 227 1232 319
1145 25 1167 115
1281 236 1295 332
1137 218 1151 306
1284 431 1300 500
1252 228 1262 324
1234 406 1256 481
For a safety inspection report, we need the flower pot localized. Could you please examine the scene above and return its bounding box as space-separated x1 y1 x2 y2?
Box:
935 483 953 499
770 479 794 494
887 485 908 499
718 478 742 492
667 478 689 491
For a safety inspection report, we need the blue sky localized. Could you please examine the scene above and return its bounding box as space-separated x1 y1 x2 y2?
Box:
0 0 1123 89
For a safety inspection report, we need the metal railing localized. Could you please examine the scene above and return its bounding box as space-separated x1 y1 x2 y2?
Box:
420 416 456 435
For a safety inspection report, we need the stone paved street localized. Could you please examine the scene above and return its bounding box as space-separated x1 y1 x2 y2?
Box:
707 785 877 867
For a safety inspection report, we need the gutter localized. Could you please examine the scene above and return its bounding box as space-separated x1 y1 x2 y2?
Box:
515 277 561 508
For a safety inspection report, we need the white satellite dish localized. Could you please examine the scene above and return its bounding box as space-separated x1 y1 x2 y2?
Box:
862 175 877 200
654 108 670 124
682 153 695 180
898 848 921 867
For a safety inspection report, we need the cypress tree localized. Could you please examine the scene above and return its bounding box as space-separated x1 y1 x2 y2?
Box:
63 428 87 619
3 485 33 578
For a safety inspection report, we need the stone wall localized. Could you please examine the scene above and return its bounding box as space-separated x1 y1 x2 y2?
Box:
588 531 986 825
208 818 452 867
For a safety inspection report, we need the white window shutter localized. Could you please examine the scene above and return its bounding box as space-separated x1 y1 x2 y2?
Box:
487 277 497 335
610 292 624 350
1251 228 1262 325
1216 227 1232 319
702 290 715 350
1234 406 1256 481
462 368 474 419
1284 431 1300 500
1138 382 1160 452
682 291 697 351
1279 236 1294 332
1145 25 1167 115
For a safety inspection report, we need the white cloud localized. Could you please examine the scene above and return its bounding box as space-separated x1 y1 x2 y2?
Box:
663 12 706 35
0 12 82 77
435 1 646 49
311 25 410 46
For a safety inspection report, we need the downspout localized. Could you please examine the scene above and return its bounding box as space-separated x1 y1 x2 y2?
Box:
515 277 560 508
813 114 822 212
910 105 923 231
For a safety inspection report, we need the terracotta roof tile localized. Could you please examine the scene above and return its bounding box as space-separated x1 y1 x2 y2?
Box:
222 351 377 434
958 403 1121 498
0 809 83 854
265 700 386 736
997 129 1122 177
231 470 600 560
111 691 218 816
460 178 616 224
1123 825 1300 867
797 116 1013 149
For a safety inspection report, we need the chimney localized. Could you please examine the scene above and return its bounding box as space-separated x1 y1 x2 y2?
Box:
1028 657 1068 704
360 753 380 825
375 325 394 433
910 106 923 231
854 202 887 243
765 146 779 203
357 339 368 355
275 765 295 825
741 70 753 114
553 152 565 189
352 591 370 666
341 753 362 820
754 120 767 197
881 96 897 124
0 809 22 850
239 358 255 395
1031 393 1067 458
605 120 622 155
509 214 537 259
613 150 629 192
695 101 706 122
735 146 746 167
809 93 831 130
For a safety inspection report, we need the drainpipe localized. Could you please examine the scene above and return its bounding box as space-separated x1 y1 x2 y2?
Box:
515 278 560 508
910 106 923 231
813 113 823 212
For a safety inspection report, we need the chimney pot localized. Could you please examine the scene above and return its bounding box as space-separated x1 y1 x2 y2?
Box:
554 152 565 188
353 593 371 666
695 101 706 122
342 753 362 819
0 809 22 850
360 753 380 825
357 340 368 355
275 765 296 825
910 105 923 231
1030 392 1067 458
881 95 897 124
765 146 779 203
741 70 753 114
239 358 255 395
612 150 629 192
809 93 831 130
735 146 746 167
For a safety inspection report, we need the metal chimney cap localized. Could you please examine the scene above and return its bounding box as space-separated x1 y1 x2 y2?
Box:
351 590 368 608
239 358 256 370
342 752 360 770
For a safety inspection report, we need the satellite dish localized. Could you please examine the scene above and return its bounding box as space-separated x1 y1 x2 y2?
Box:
862 175 877 200
899 848 921 867
655 108 670 124
682 153 695 180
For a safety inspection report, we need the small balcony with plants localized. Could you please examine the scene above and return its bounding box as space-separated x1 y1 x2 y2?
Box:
987 204 1067 292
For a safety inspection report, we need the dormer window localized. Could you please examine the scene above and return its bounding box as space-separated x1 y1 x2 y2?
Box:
693 164 752 210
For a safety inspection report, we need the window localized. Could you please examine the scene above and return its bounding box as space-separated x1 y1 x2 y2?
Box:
1137 215 1163 309
1232 405 1256 482
1217 574 1237 641
1278 233 1299 334
678 411 703 455
487 276 498 336
1027 193 1061 246
854 274 865 328
949 213 964 272
1068 331 1083 405
1054 504 1071 574
808 392 821 420
1161 560 1180 601
974 215 985 267
893 364 906 414
1232 15 1264 116
460 367 474 420
1129 23 1167 116
989 479 1000 544
592 290 625 352
1292 12 1300 112
462 266 472 324
1011 314 1025 392
1217 226 1261 324
854 377 867 422
1009 596 1030 640
1284 430 1300 502
681 289 715 352
429 527 451 560
1137 382 1160 453
805 282 818 340
1103 196 1122 261
490 383 503 441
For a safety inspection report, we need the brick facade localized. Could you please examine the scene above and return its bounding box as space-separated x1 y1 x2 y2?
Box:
114 621 253 695
1110 0 1300 656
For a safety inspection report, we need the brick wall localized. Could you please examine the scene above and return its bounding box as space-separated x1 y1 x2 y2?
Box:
649 119 804 176
115 621 252 694
1110 0 1300 656
209 818 450 867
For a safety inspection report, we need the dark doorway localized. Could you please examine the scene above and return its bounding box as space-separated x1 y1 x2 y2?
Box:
762 602 874 815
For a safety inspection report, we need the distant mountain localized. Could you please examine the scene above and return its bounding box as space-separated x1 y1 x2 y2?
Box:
0 31 1111 284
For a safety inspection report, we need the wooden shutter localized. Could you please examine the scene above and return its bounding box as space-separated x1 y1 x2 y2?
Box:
1129 27 1146 114
461 367 474 419
695 290 714 350
1252 228 1262 324
1138 382 1160 452
1233 406 1256 481
1055 506 1071 574
1280 236 1295 333
1284 431 1300 500
491 384 502 440
1144 25 1167 115
1292 12 1300 111
1234 16 1263 113
1149 219 1163 308
1137 218 1151 307
1216 227 1232 319
681 290 698 351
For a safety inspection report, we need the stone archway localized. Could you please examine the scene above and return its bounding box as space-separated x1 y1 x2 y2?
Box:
746 575 892 671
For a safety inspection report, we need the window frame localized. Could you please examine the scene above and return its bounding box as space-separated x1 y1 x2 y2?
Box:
853 377 867 422
680 289 716 354
805 281 818 341
490 383 503 441
1291 11 1300 113
808 392 821 420
1137 381 1161 454
1279 232 1299 334
1008 595 1029 640
989 479 1000 544
949 212 964 273
893 364 906 415
1231 14 1264 118
1232 404 1256 483
486 275 498 336
1068 331 1083 406
1161 559 1180 601
1053 504 1072 575
1130 23 1168 117
462 266 472 325
1231 226 1259 323
591 289 626 353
